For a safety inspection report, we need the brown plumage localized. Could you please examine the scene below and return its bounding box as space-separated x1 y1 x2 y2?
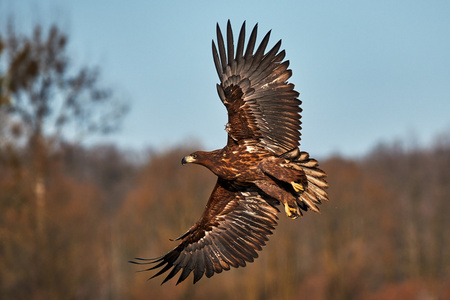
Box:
130 20 328 285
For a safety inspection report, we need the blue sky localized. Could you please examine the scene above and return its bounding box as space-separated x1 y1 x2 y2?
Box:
2 0 450 157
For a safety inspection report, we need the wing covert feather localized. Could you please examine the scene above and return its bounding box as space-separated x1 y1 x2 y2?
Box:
213 21 303 155
130 179 279 285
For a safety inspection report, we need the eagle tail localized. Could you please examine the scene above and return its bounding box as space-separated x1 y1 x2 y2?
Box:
289 150 328 213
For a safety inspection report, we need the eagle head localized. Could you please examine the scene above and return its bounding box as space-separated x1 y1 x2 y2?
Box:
182 150 224 177
181 152 200 165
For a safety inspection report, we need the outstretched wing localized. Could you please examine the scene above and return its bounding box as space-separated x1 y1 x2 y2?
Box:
130 179 279 285
213 20 302 155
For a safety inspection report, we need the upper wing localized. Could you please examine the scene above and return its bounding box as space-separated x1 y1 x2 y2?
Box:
213 20 302 155
130 179 279 285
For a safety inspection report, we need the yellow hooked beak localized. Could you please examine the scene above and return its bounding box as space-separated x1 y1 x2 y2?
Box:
181 155 197 165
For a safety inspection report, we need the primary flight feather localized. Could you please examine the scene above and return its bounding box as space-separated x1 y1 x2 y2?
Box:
130 20 328 285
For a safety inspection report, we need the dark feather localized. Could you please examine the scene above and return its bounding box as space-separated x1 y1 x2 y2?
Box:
131 20 329 286
226 20 234 66
213 21 303 155
130 179 279 284
236 22 246 60
212 41 222 81
244 24 258 60
216 23 227 74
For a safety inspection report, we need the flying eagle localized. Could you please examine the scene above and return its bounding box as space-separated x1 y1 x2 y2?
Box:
130 20 328 285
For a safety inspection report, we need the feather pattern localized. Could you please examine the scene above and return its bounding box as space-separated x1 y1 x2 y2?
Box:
130 179 279 285
130 20 328 286
213 20 302 155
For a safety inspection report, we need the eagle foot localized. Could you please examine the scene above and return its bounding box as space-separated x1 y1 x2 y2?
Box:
291 182 304 193
284 203 300 219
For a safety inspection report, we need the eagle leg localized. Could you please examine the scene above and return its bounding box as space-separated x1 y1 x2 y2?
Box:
258 157 307 193
254 180 300 219
291 181 304 193
284 202 300 219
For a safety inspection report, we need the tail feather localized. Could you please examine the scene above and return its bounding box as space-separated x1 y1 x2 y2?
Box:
291 151 328 212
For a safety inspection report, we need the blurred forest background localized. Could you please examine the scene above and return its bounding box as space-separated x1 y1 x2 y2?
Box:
1 22 450 300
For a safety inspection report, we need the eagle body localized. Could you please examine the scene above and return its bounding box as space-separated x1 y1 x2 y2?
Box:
130 20 328 285
183 145 269 182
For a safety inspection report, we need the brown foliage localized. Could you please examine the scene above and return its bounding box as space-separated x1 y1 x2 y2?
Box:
0 21 130 299
2 84 450 300
1 139 450 299
2 22 448 299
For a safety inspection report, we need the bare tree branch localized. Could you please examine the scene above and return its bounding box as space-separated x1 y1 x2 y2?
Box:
0 22 129 144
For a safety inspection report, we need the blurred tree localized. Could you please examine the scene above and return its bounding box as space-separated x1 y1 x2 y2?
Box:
0 34 7 106
118 141 450 299
2 19 449 300
0 21 129 299
0 22 128 141
0 21 128 236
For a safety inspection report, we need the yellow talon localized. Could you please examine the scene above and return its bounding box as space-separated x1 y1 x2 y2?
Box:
291 182 304 192
284 204 299 219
